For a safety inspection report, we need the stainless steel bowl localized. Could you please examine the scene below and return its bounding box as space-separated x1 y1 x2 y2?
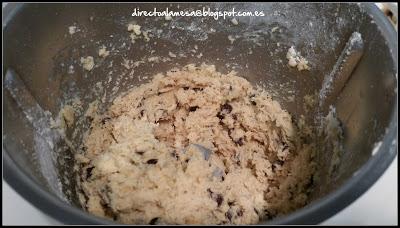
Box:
3 3 397 224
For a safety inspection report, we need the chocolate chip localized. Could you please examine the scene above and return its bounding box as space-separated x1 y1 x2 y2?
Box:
101 117 111 124
171 151 179 160
264 209 272 219
221 103 233 114
189 106 199 112
254 208 260 215
136 151 145 155
183 86 189 90
282 143 289 151
215 194 224 207
236 160 241 166
275 160 284 166
146 159 158 164
149 217 159 225
305 175 314 189
101 202 117 220
237 208 244 217
251 100 257 106
232 114 238 120
86 167 94 179
110 132 118 143
235 138 244 146
225 211 232 222
207 189 224 207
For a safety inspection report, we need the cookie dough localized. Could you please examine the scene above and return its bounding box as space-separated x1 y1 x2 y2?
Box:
286 46 310 71
76 64 316 225
81 56 95 71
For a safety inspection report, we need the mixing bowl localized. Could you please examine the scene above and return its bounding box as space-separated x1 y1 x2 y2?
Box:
3 3 397 225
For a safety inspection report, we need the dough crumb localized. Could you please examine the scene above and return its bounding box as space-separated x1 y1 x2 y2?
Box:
80 56 95 71
68 65 75 74
231 18 239 25
271 26 279 33
165 15 172 21
228 35 236 44
148 56 160 63
127 23 150 43
98 47 110 58
168 51 177 58
286 46 310 71
128 24 141 35
142 31 150 42
68 26 78 35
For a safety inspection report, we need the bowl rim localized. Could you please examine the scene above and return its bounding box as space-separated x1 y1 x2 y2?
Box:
3 2 398 225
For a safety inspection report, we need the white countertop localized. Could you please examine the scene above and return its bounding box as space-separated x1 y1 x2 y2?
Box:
3 156 397 225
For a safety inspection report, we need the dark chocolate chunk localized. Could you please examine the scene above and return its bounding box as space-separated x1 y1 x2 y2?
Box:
101 117 111 124
254 208 260 215
232 114 238 120
86 167 94 179
207 189 224 207
237 208 244 217
149 217 159 225
235 137 244 146
225 211 232 222
146 159 158 164
189 106 199 112
305 175 314 189
215 194 224 207
110 132 118 143
171 151 179 160
236 160 241 166
221 103 233 114
275 160 284 166
102 202 117 220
